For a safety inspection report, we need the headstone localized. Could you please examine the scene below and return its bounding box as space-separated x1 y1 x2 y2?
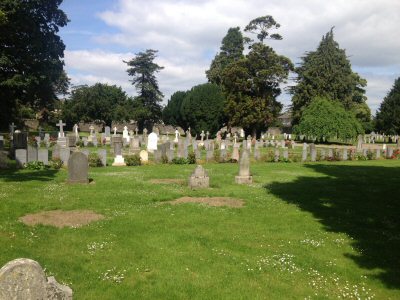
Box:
320 149 326 160
235 150 252 184
177 140 185 158
67 135 76 148
56 120 66 138
98 149 107 166
27 145 38 162
283 148 289 160
328 148 333 159
274 148 280 162
342 149 348 161
15 149 27 167
13 132 28 149
189 165 209 189
147 132 158 152
195 148 201 160
52 144 61 160
376 149 381 159
310 144 316 162
167 149 174 162
122 126 130 143
200 130 205 142
60 148 70 166
0 258 72 300
82 137 88 147
73 124 79 138
38 149 49 165
67 152 88 184
174 129 179 143
254 147 260 160
82 149 89 157
387 147 393 158
130 138 140 153
0 136 4 150
302 148 307 162
357 135 363 152
206 149 213 162
153 150 162 163
139 150 148 163
112 136 125 166
0 152 8 169
232 144 240 161
221 149 227 161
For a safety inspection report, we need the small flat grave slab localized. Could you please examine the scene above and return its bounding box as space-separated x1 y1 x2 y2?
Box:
165 197 244 208
19 210 104 228
149 178 185 185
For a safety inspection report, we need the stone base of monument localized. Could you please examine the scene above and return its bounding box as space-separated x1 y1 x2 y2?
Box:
235 175 253 184
189 165 210 189
112 155 126 166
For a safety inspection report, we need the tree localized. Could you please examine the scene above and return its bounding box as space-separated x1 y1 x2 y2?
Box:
244 15 283 43
206 27 244 85
0 0 69 129
291 29 371 128
293 97 363 141
124 49 164 127
222 42 293 136
180 83 226 136
162 91 188 127
62 83 132 127
375 77 400 135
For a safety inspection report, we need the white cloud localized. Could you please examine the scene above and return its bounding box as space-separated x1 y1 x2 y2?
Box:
63 0 400 114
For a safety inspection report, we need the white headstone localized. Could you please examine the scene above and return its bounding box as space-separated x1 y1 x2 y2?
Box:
139 150 148 162
147 132 158 152
122 126 130 142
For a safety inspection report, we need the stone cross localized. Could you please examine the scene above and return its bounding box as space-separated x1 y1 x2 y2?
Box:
9 122 16 135
56 120 66 137
113 127 117 136
233 133 237 144
200 130 205 141
135 127 139 136
89 125 95 136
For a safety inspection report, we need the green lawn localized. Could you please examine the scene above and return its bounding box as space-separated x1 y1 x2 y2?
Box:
0 160 399 299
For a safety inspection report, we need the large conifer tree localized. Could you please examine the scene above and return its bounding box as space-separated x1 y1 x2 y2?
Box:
291 29 371 129
375 77 400 135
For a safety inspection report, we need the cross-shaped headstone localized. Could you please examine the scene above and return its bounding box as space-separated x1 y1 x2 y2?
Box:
135 127 139 136
56 120 66 137
9 122 16 134
200 130 205 141
89 125 95 135
113 127 117 136
206 131 209 140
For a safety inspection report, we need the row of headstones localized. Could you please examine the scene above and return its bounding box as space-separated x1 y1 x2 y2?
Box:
15 147 107 167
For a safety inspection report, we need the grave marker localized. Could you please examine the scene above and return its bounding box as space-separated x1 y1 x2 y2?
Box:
189 165 209 189
235 150 252 184
67 152 88 184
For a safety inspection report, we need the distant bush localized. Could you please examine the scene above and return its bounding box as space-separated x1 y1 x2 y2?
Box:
88 153 103 167
49 158 63 169
187 151 196 164
125 154 141 166
25 161 49 170
171 157 190 164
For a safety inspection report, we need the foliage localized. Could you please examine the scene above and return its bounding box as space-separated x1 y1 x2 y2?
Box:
291 29 370 127
244 15 283 43
375 77 400 135
222 42 293 136
187 151 196 164
124 49 164 126
180 83 226 136
25 161 49 170
125 154 141 166
162 91 188 127
0 0 68 129
62 83 132 127
88 153 103 167
49 158 63 169
293 98 364 141
171 157 190 165
206 27 244 85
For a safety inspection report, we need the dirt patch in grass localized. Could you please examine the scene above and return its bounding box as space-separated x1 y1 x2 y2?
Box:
165 197 244 208
19 210 105 228
150 179 186 185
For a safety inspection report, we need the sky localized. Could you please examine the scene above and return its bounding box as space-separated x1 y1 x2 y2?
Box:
59 0 400 115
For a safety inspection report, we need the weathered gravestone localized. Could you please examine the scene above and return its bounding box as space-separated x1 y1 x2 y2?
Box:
231 144 240 161
235 150 252 184
67 152 89 184
357 134 363 152
342 149 348 160
15 149 27 167
189 165 209 189
147 132 158 153
60 148 70 166
206 149 213 162
387 147 394 158
0 258 72 299
130 138 140 153
283 148 289 160
320 149 326 160
0 136 4 150
139 150 148 163
81 149 89 157
376 149 381 159
27 145 38 162
274 148 280 162
38 149 49 165
310 144 316 162
153 150 162 163
98 149 107 166
112 136 125 166
13 132 28 149
0 152 8 169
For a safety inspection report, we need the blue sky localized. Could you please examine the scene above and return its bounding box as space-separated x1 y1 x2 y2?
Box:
58 0 400 114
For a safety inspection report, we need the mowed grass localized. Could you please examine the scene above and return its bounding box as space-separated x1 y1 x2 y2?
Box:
0 160 399 299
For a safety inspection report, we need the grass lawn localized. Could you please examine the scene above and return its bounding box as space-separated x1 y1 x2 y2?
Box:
0 160 399 299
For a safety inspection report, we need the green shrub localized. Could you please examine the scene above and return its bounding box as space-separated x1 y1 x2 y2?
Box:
76 140 84 147
49 158 63 169
161 154 169 164
171 157 189 164
188 151 196 164
366 151 375 160
87 142 94 147
125 154 141 166
39 141 47 148
88 153 103 167
25 161 49 170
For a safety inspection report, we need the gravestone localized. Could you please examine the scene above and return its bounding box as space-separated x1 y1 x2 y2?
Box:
342 149 348 160
60 148 70 166
0 152 8 169
177 140 185 158
328 148 333 159
67 135 76 148
274 148 280 162
130 138 140 153
0 136 4 150
38 149 49 165
302 147 307 162
283 148 289 160
13 132 28 149
112 136 125 166
206 149 213 162
376 149 381 159
195 148 201 160
189 165 209 189
387 147 393 158
27 145 38 162
320 149 326 160
147 132 158 153
232 144 240 161
153 150 162 163
15 149 27 167
140 150 148 163
52 144 61 160
82 149 89 157
357 135 363 152
98 149 107 166
235 150 252 184
67 152 88 184
167 149 174 162
310 144 316 162
0 258 72 300
221 148 227 161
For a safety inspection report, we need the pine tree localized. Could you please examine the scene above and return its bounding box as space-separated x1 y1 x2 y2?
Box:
291 29 370 128
375 77 400 135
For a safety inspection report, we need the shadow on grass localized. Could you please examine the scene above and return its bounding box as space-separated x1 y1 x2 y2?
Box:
0 168 60 182
265 164 400 289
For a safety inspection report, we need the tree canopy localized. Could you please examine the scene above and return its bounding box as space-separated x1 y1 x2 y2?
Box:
206 27 244 85
291 29 370 129
293 97 363 141
179 83 226 136
62 83 132 127
0 0 68 129
162 91 188 128
124 49 164 128
375 77 400 135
